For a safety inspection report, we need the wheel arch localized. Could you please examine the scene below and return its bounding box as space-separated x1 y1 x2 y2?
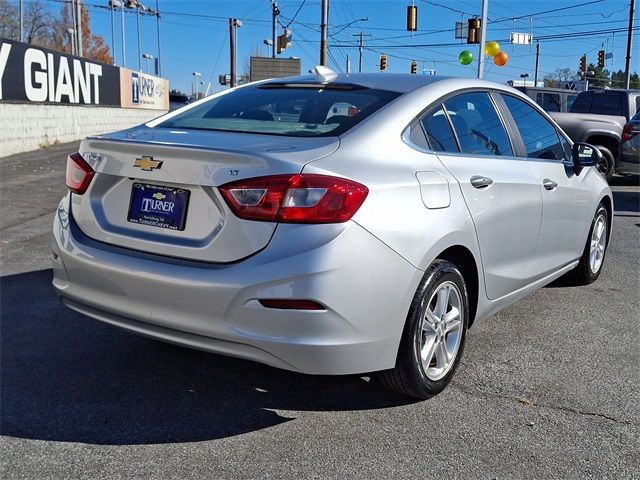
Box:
599 194 613 242
436 245 479 327
586 134 620 158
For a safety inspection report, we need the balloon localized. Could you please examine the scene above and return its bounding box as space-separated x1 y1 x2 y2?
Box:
459 50 474 65
493 51 508 66
485 41 500 57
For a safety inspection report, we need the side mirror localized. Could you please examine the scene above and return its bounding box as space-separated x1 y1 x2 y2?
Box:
572 142 601 173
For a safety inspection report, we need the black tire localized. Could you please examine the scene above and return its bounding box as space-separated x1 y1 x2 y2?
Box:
376 260 469 399
595 146 615 182
569 203 609 285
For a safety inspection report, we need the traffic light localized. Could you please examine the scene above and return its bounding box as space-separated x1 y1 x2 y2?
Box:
579 55 587 73
597 50 605 68
277 28 292 54
380 54 388 72
407 5 417 31
467 18 481 44
410 60 417 74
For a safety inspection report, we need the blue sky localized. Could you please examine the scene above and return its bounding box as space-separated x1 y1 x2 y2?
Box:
42 0 639 93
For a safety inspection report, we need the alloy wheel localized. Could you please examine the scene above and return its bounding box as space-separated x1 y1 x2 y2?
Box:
589 213 607 274
419 281 464 381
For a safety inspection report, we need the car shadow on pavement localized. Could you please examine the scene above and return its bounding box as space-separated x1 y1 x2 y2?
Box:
0 269 414 446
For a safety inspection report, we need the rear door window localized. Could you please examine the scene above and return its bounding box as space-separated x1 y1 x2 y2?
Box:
570 93 592 113
442 92 513 156
406 120 430 150
501 94 566 161
542 93 561 112
420 107 459 153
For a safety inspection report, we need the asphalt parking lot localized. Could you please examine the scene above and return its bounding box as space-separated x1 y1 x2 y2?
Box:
1 142 639 479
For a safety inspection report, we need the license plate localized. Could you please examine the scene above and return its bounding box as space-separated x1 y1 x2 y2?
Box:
127 183 190 231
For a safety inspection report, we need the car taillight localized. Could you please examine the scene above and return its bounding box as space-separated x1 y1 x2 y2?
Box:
219 174 368 223
66 152 95 194
621 123 634 142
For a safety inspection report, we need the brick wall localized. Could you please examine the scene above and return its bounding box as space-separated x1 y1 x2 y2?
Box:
0 104 166 158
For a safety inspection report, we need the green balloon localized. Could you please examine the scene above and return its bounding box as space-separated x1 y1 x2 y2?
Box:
459 50 474 65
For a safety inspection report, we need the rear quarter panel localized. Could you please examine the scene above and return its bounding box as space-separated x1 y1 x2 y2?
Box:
300 79 484 274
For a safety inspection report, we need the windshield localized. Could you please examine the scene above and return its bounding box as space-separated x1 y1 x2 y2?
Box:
156 84 401 137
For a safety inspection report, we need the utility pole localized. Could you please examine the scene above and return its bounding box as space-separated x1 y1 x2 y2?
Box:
229 19 242 87
230 18 236 87
155 0 161 76
352 32 370 73
534 41 540 87
121 2 126 67
346 54 351 73
110 1 116 65
320 0 329 66
19 0 23 42
624 0 635 89
271 1 278 58
477 0 488 78
75 0 83 57
136 4 141 71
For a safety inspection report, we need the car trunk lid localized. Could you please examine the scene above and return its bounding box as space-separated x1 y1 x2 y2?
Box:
71 127 339 262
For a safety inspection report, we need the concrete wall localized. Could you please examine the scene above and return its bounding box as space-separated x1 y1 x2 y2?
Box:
0 104 166 158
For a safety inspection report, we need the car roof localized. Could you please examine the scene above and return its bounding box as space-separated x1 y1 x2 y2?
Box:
260 73 504 94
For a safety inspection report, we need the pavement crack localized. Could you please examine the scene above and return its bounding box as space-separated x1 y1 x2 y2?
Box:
451 383 636 426
0 210 57 232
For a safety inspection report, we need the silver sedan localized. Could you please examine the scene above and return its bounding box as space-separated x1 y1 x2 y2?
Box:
52 71 612 399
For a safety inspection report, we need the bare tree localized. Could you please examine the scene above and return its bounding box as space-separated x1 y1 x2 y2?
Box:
0 0 19 39
0 1 112 63
24 0 53 44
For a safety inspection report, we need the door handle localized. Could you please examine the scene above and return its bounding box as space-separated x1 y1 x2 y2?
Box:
543 179 558 190
470 175 494 189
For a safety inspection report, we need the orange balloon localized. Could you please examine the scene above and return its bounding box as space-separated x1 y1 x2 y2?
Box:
493 51 508 66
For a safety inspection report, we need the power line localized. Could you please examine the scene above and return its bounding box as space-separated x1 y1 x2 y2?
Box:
329 26 640 49
419 1 471 16
284 0 307 28
489 0 606 23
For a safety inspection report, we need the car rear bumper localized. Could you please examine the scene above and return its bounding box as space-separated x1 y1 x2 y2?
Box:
52 194 422 375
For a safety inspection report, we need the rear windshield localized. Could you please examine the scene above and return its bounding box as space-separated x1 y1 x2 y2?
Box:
591 93 623 115
570 93 591 113
156 84 401 137
570 91 625 115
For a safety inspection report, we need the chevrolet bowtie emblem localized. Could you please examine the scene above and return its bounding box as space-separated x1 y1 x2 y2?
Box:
133 156 163 171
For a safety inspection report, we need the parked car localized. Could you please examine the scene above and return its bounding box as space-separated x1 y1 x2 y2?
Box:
169 93 191 112
513 86 579 112
53 72 612 399
550 88 640 180
619 110 640 175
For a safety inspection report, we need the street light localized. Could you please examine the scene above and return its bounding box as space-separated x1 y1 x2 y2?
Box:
142 53 154 73
109 0 121 65
520 73 530 86
192 71 201 99
123 0 143 70
66 28 76 56
263 38 273 57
